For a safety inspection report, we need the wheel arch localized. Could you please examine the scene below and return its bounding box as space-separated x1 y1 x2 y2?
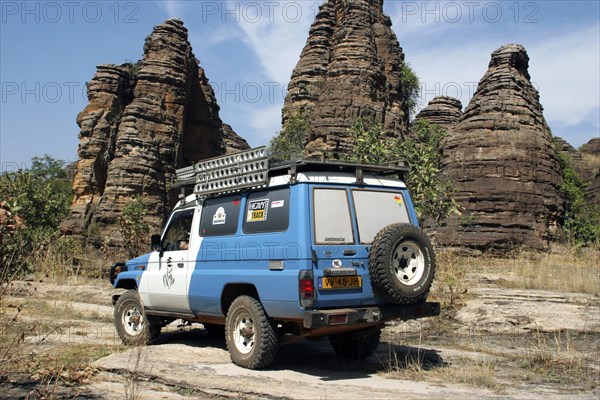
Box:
221 283 260 315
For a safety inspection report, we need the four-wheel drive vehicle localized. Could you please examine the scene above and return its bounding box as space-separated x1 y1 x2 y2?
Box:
110 147 439 369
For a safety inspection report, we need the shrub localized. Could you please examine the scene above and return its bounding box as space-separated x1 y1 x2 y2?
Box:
401 63 420 118
269 111 309 157
343 117 457 228
556 147 600 246
119 195 150 258
0 156 72 277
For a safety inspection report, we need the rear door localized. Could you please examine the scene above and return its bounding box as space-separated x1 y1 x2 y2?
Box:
311 187 364 308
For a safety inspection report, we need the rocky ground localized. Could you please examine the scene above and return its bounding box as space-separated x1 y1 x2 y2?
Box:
1 267 598 400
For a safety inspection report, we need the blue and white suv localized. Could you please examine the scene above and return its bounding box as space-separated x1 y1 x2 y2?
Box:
110 147 439 369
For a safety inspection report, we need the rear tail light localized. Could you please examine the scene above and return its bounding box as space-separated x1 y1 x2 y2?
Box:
299 269 315 308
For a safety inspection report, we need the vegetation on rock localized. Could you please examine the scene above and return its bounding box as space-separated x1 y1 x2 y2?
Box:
556 146 600 247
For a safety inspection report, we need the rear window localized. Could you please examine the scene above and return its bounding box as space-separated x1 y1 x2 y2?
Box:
243 188 290 234
313 188 354 244
352 190 410 244
200 195 242 237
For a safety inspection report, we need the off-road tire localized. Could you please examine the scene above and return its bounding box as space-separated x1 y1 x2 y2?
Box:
369 223 435 304
225 295 278 369
114 290 161 345
329 327 382 360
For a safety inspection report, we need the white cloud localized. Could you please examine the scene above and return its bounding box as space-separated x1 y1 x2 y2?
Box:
157 0 187 19
231 0 321 83
529 23 600 130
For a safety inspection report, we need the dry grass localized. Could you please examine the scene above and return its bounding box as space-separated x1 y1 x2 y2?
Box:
381 244 600 390
582 153 600 171
491 246 599 295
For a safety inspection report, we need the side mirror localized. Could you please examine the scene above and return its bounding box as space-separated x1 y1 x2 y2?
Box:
151 234 162 252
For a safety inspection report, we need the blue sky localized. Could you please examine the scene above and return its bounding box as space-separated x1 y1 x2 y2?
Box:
1 0 599 170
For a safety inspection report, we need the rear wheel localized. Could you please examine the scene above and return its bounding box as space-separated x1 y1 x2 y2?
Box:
369 223 436 304
225 296 278 369
114 290 160 345
329 327 381 360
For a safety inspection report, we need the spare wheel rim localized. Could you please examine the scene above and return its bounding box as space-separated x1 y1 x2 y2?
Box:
392 240 425 286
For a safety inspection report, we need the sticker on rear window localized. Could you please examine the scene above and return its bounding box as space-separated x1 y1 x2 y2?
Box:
271 200 284 208
394 195 403 206
212 207 226 225
247 199 269 222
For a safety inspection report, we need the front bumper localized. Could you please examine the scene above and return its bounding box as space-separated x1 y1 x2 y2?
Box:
303 302 440 329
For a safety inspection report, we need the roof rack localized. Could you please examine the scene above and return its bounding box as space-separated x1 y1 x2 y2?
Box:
174 147 408 197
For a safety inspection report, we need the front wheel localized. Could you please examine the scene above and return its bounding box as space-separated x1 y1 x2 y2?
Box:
369 223 436 304
225 296 278 369
114 290 160 345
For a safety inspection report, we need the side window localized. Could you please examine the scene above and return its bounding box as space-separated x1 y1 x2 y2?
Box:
313 188 354 244
200 195 242 237
243 188 290 234
162 209 194 251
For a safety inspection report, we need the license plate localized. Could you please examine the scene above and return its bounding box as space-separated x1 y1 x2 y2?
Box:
319 276 362 290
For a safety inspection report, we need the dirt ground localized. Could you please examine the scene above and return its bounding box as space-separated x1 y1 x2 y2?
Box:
1 267 598 400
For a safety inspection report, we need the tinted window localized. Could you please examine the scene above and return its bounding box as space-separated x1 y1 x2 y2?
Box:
243 188 290 234
162 209 194 251
313 188 354 244
352 190 410 244
200 195 242 237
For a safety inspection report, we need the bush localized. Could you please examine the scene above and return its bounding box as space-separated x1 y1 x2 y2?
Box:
401 63 420 118
0 156 72 277
343 118 457 228
119 195 150 258
556 148 600 246
269 111 309 157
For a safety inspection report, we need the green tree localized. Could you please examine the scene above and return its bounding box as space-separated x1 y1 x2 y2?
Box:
401 63 421 118
344 117 389 163
119 195 150 258
342 118 457 228
0 156 73 276
556 147 600 246
396 120 457 227
269 111 309 157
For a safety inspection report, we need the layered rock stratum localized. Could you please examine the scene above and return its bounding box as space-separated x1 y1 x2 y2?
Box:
413 96 463 129
282 0 409 154
61 19 248 243
436 44 564 250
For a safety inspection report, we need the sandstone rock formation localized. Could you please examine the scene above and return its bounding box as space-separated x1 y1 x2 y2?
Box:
282 0 409 154
580 137 600 205
61 19 248 243
413 96 463 129
437 44 564 250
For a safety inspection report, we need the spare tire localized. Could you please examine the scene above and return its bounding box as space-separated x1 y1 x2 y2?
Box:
369 223 435 304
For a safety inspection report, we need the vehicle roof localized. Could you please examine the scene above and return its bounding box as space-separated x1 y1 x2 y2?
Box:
176 171 407 209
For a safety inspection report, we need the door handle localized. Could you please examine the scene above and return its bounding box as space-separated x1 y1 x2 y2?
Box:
343 250 356 256
177 263 185 268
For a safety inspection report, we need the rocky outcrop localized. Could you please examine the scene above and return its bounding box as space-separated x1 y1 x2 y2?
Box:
437 44 564 250
413 96 463 129
61 19 248 243
580 137 600 205
282 0 409 154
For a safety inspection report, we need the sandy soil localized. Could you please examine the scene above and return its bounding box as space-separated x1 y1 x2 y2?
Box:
1 272 599 400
